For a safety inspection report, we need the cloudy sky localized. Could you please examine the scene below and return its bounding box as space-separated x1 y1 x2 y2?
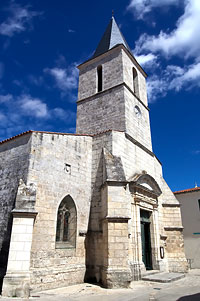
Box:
0 0 199 191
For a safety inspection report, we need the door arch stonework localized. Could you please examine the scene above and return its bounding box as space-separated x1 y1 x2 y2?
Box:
128 174 163 277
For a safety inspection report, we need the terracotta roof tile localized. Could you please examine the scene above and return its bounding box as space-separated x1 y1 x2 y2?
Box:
174 187 200 195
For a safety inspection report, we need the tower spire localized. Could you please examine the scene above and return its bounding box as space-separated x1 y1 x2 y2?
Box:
92 16 131 59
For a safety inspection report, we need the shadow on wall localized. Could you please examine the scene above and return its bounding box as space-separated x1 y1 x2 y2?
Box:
177 293 200 300
84 150 104 284
0 213 13 294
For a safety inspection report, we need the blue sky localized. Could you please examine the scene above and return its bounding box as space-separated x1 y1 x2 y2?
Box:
0 0 199 191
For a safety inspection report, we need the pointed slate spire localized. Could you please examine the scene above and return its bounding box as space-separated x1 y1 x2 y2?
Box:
92 17 132 59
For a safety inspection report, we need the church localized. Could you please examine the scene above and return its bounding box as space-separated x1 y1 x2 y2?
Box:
0 17 187 297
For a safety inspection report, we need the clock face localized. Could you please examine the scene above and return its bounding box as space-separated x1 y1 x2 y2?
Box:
134 105 141 118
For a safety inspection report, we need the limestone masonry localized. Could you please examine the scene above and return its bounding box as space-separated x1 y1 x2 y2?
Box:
0 17 187 297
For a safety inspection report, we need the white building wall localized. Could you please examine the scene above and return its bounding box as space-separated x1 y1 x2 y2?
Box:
175 190 200 268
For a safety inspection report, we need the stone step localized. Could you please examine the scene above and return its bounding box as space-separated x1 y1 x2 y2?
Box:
143 270 160 276
142 272 185 283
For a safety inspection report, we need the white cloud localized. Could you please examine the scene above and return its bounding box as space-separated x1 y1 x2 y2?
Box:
28 75 44 86
0 93 49 119
44 64 78 93
68 29 75 33
169 62 200 91
134 0 200 59
132 0 200 101
53 107 66 120
135 53 158 70
13 79 24 87
0 94 13 103
147 61 200 102
0 2 41 37
127 0 179 19
18 95 48 118
193 150 200 155
52 107 76 123
0 92 77 141
146 76 168 102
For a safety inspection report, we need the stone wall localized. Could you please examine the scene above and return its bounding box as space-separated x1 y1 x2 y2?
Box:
78 47 123 100
84 131 112 283
105 131 187 274
0 134 32 291
26 132 93 291
76 46 151 149
76 85 126 135
124 88 152 151
111 131 160 181
175 190 200 268
121 49 148 107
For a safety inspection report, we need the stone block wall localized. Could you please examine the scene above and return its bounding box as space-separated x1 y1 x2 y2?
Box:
76 85 126 135
84 132 112 283
26 132 93 291
162 206 183 228
6 217 34 273
90 132 113 231
165 229 188 272
109 131 187 273
78 47 123 100
124 88 152 151
111 131 160 181
0 134 32 291
122 49 148 107
77 47 151 147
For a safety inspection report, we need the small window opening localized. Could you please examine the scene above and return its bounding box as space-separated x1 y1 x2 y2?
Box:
133 67 139 97
97 65 102 92
56 195 77 248
198 199 200 211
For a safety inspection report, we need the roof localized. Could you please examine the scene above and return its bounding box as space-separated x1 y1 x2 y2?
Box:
92 16 132 59
174 187 200 195
0 129 125 146
0 130 92 145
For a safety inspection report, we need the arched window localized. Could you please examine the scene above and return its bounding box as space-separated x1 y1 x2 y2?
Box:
133 67 139 97
56 195 77 248
97 65 102 92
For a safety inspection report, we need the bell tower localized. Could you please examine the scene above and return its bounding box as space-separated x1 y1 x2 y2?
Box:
76 17 152 151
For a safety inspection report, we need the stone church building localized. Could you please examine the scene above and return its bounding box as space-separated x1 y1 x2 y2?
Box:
0 17 187 297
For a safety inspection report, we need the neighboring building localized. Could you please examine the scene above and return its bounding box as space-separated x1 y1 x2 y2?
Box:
174 187 200 269
0 17 187 298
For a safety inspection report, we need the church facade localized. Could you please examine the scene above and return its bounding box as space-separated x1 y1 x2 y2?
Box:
0 17 187 297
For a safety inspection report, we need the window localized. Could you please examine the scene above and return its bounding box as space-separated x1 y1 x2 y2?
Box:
97 65 102 92
56 195 77 248
198 199 200 211
133 67 139 97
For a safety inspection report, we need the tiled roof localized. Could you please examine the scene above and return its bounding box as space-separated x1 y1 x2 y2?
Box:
174 187 200 195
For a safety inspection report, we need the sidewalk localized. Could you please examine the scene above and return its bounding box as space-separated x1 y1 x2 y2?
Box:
1 269 200 301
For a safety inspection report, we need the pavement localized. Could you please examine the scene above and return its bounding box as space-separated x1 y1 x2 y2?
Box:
142 272 185 283
0 269 200 301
